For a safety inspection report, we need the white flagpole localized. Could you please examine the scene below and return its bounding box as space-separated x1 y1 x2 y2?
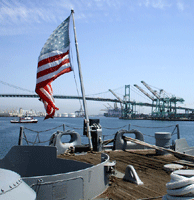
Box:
71 9 93 150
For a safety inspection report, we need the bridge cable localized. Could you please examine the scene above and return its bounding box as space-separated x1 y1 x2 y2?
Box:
0 80 34 93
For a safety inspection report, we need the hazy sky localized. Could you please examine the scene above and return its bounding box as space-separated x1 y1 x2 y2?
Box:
0 0 194 115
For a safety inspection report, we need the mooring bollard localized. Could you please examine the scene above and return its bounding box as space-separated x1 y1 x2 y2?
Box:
155 132 171 155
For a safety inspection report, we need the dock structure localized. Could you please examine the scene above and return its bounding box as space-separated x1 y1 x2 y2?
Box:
139 81 192 120
105 82 194 120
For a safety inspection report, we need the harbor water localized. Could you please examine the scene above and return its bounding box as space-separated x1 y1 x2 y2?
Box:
1 116 194 159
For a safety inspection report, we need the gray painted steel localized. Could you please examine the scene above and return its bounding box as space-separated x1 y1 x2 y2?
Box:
71 9 93 151
123 165 143 185
0 168 36 200
175 138 194 157
0 145 110 200
155 132 171 155
90 121 103 152
49 130 81 155
113 129 144 150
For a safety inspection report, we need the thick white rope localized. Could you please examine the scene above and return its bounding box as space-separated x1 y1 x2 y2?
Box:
163 173 194 200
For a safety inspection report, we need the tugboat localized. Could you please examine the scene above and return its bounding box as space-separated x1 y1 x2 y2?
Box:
10 116 38 123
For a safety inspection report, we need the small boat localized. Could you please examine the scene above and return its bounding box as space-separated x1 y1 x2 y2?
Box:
10 116 38 123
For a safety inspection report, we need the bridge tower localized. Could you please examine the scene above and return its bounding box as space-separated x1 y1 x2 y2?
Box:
123 85 134 118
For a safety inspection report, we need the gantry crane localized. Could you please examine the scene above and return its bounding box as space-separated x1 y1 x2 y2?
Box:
107 103 114 109
141 81 160 99
134 84 154 101
134 84 155 114
139 81 185 119
140 81 165 118
108 89 124 111
101 104 110 111
109 86 134 118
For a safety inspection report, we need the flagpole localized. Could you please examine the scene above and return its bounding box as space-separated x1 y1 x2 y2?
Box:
71 9 93 150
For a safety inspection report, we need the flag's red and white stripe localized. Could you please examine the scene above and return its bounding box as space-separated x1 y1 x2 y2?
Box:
38 83 57 119
36 48 71 87
35 47 72 119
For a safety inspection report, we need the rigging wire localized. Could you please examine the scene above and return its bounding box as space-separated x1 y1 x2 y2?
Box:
70 46 83 112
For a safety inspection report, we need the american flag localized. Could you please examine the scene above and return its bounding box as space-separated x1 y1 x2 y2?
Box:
35 15 72 119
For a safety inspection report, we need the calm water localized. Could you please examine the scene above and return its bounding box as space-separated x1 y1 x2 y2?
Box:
1 116 194 159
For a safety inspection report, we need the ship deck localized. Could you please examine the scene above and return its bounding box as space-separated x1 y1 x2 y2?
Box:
59 149 194 200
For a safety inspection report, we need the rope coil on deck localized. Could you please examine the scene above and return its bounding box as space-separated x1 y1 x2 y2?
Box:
163 173 194 200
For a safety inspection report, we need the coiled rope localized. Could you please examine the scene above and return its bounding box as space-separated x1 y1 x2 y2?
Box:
163 173 194 200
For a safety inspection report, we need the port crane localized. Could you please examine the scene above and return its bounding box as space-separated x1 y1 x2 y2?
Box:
109 87 134 118
108 89 127 117
108 89 124 111
107 103 114 109
134 84 154 101
134 81 186 119
100 104 113 112
141 81 160 99
140 81 164 116
134 84 156 114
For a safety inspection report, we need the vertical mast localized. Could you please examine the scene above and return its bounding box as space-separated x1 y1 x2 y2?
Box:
71 9 93 150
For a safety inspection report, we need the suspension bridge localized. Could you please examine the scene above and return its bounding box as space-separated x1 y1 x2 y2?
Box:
0 93 151 105
0 80 194 119
0 93 192 111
